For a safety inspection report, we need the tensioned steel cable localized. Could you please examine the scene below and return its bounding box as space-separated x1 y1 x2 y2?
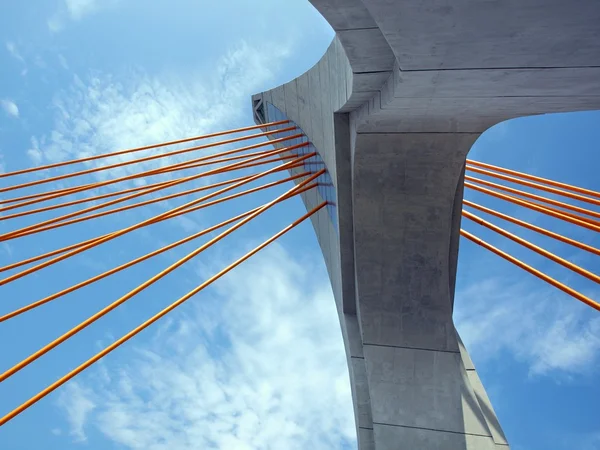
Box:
0 169 325 383
466 164 600 207
0 153 318 285
0 125 298 193
0 160 307 273
0 120 290 179
463 200 600 257
461 229 600 312
0 118 324 427
463 210 600 285
0 200 327 427
466 175 600 222
515 198 600 227
0 131 303 210
0 149 301 221
465 182 600 233
0 182 318 322
463 161 600 313
0 140 302 217
0 143 309 240
467 159 600 200
4 169 310 241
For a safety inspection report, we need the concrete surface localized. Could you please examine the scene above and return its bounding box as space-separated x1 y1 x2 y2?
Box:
252 1 600 448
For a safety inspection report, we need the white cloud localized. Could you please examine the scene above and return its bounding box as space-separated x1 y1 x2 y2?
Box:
48 0 121 32
58 54 70 70
28 40 288 175
27 137 43 163
1 99 19 118
455 278 600 376
33 55 47 69
6 41 24 63
57 382 96 442
47 15 65 33
24 40 290 231
578 431 600 450
1 243 12 257
65 0 105 20
57 244 356 449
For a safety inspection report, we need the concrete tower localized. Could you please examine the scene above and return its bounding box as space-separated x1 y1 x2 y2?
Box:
252 1 600 448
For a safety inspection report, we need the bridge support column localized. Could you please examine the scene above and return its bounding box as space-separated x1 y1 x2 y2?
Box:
351 132 508 449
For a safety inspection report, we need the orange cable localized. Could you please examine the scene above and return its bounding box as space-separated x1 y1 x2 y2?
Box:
0 145 306 239
461 229 600 312
0 184 88 205
0 162 307 273
0 154 272 240
1 236 108 273
463 200 600 257
0 150 301 221
139 165 309 221
0 200 326 426
0 126 297 193
0 171 323 383
463 210 600 284
0 183 317 322
0 156 321 285
465 182 600 233
466 165 600 207
516 197 600 227
466 179 600 228
0 120 290 178
6 169 310 240
1 179 176 220
467 159 600 200
0 149 300 218
466 175 600 222
512 200 600 227
0 132 304 210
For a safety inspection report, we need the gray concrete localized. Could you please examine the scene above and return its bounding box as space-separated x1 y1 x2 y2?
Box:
252 1 600 448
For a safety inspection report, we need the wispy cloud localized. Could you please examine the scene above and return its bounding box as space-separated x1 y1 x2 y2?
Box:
1 243 12 257
27 40 288 173
57 244 356 448
47 16 65 33
577 431 600 450
6 41 24 63
455 278 600 377
58 54 69 70
48 0 121 32
57 382 96 442
25 40 290 232
65 0 107 20
1 99 19 118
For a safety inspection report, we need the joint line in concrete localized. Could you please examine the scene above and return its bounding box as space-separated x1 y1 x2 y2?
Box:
337 27 379 32
352 70 392 75
363 342 461 354
372 421 493 438
355 131 481 136
402 64 600 73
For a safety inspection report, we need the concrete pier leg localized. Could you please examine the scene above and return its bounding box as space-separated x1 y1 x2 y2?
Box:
351 133 508 449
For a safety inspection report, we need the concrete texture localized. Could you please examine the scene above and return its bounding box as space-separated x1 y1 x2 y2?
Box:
252 1 600 448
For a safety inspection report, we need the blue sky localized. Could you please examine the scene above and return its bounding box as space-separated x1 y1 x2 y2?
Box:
0 1 599 449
